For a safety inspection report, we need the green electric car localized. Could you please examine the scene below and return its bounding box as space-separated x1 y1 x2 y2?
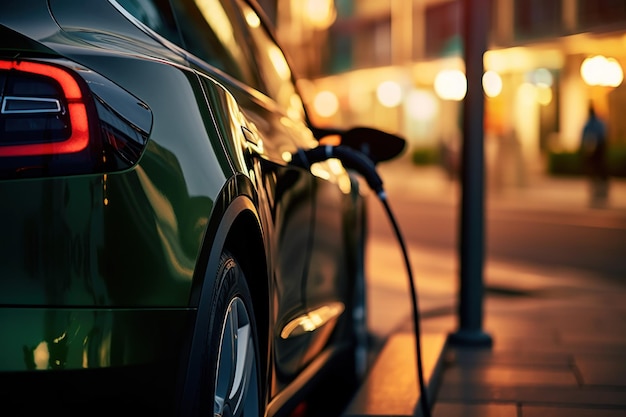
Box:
0 0 405 415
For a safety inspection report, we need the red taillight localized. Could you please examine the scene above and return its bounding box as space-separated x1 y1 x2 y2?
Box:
0 59 89 157
0 57 151 179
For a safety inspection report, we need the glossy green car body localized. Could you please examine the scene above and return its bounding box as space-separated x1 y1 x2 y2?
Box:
0 0 396 415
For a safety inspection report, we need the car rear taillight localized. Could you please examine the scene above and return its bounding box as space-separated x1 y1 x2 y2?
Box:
0 58 151 179
0 60 89 157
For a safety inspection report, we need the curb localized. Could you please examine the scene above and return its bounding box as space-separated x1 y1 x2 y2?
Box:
342 332 448 417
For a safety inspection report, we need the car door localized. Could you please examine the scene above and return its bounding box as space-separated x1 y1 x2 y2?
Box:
231 0 357 382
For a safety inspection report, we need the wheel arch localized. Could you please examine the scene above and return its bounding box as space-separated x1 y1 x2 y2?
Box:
178 173 271 415
190 174 270 318
223 205 270 380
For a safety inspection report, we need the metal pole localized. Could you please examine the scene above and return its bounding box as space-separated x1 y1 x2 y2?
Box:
448 0 493 347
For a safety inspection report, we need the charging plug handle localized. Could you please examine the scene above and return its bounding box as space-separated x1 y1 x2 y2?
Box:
292 145 384 194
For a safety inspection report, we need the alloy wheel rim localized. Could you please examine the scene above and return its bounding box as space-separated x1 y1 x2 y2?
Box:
214 297 259 417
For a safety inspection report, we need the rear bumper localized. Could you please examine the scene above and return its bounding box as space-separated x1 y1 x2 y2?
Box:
0 307 193 414
0 307 193 372
1 364 179 415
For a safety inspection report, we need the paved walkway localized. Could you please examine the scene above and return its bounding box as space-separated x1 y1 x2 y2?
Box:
343 159 626 417
431 280 626 417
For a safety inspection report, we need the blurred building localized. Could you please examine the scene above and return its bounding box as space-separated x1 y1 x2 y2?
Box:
274 0 626 181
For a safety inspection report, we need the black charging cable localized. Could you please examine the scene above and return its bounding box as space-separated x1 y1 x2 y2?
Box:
292 145 432 417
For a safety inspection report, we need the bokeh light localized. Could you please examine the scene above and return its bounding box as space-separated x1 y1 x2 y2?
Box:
482 70 503 98
530 68 554 87
376 80 403 108
536 85 553 106
434 69 467 101
305 0 336 29
313 90 339 117
581 55 624 87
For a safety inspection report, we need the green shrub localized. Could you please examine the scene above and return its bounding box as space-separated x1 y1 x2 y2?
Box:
411 147 439 165
546 151 583 176
608 145 626 177
547 146 626 177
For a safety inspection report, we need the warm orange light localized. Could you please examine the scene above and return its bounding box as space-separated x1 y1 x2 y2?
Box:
482 71 502 98
305 0 336 29
581 55 624 87
434 69 467 101
313 90 339 118
376 81 403 108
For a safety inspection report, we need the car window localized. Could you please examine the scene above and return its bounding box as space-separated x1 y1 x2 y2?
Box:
116 0 306 123
116 0 261 90
170 0 262 89
114 0 181 44
235 0 306 122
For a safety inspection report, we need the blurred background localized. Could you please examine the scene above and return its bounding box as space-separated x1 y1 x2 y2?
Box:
248 5 626 414
257 0 626 187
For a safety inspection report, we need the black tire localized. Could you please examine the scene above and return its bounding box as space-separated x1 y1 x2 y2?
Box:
181 251 262 417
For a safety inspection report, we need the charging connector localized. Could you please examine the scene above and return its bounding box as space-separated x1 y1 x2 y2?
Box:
291 145 384 195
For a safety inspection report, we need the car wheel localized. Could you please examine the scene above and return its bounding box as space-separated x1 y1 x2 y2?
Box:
213 252 261 417
181 250 262 417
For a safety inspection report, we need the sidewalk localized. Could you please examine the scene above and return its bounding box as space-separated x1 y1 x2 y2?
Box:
431 276 626 417
343 160 626 417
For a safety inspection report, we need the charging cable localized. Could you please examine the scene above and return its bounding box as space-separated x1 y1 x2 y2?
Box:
292 145 432 417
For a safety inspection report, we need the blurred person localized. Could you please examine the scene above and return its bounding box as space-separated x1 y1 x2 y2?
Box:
579 104 609 207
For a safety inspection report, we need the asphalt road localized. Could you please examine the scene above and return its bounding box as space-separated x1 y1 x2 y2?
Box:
368 163 626 282
363 161 626 340
369 194 626 280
